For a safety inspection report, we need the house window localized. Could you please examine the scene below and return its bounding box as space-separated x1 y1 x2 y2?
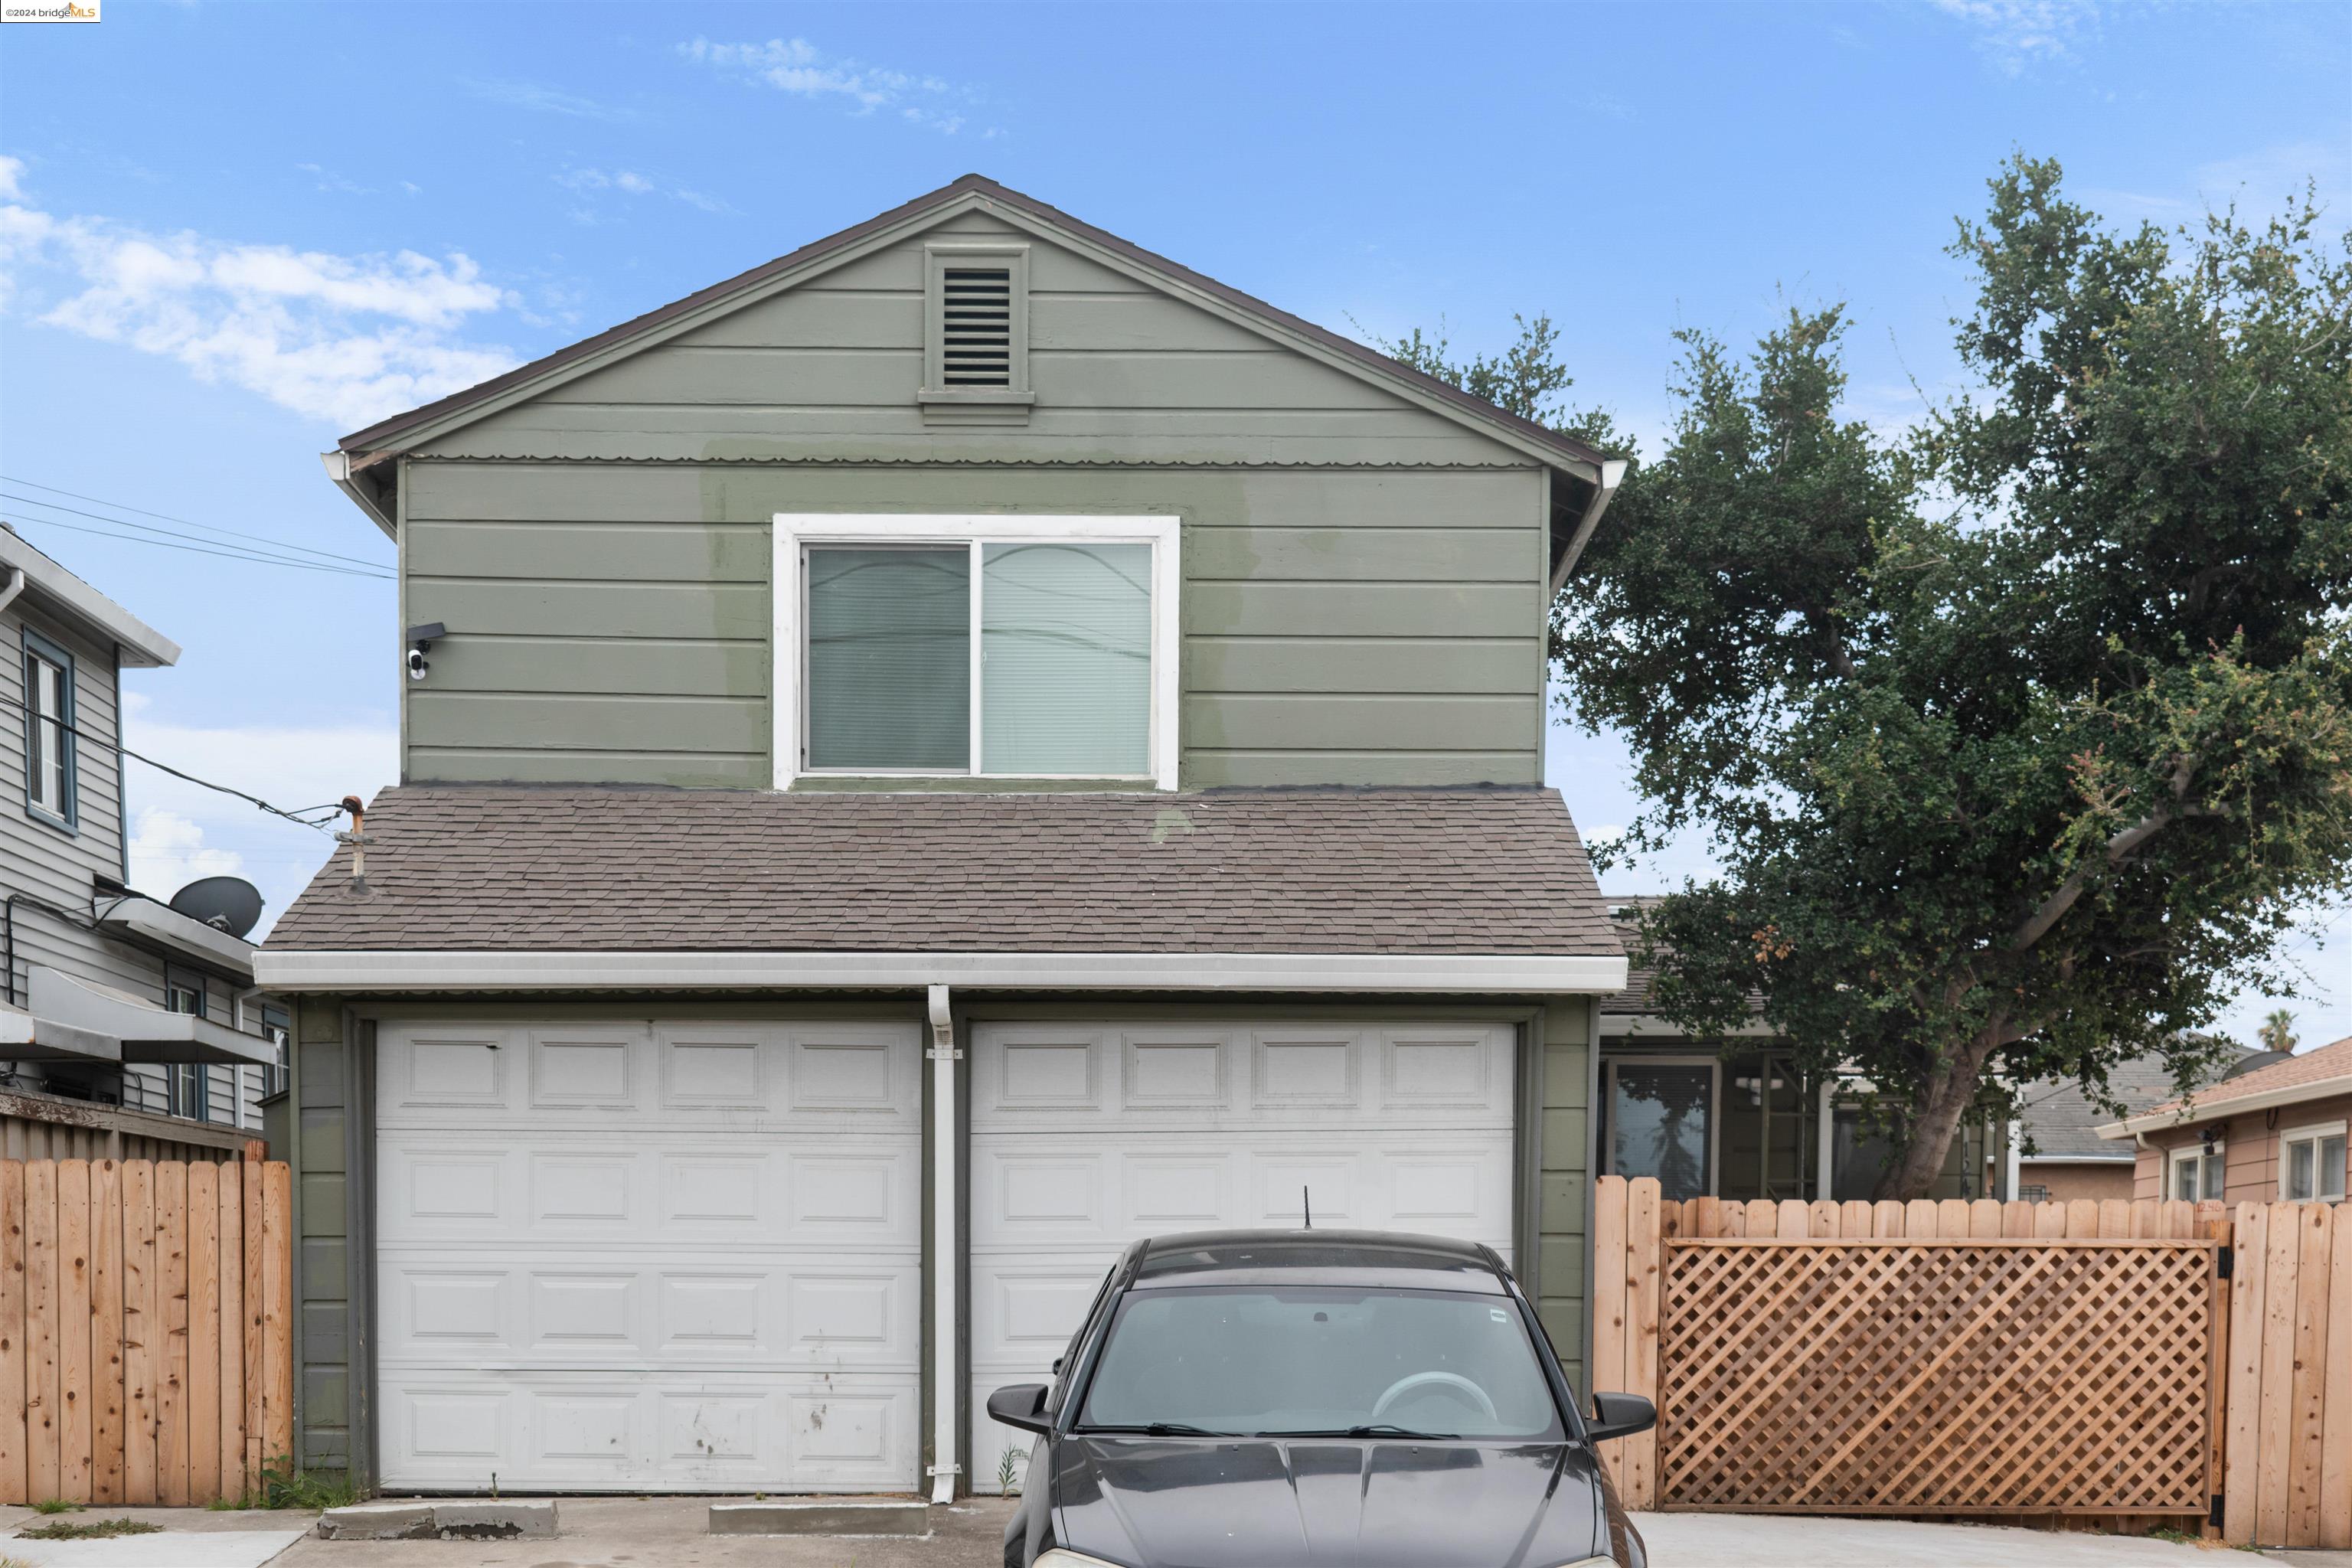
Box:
21 630 77 830
2169 1142 2226 1202
776 515 1181 789
162 965 210 1120
921 243 1031 420
2280 1122 2347 1203
1601 1059 1717 1201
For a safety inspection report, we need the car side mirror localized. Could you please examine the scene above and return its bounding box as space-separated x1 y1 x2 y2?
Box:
988 1383 1053 1436
1588 1392 1656 1443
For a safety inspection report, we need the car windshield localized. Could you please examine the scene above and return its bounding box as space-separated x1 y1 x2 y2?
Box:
1075 1285 1564 1440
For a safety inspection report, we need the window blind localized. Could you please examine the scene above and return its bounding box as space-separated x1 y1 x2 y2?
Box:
981 541 1151 776
805 547 971 771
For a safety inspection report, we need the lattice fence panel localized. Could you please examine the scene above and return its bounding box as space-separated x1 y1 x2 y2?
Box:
1658 1240 2213 1514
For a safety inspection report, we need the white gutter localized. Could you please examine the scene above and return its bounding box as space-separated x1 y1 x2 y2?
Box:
0 567 24 616
926 984 958 1505
2095 1071 2352 1139
1550 458 1629 596
320 450 397 541
253 949 1631 996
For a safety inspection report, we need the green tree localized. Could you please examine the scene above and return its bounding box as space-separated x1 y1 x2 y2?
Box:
1545 155 2351 1197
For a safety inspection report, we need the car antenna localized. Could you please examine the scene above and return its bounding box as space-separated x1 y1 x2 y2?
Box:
1302 1185 1312 1230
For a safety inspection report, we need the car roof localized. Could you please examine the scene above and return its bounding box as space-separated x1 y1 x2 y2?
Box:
1126 1230 1511 1294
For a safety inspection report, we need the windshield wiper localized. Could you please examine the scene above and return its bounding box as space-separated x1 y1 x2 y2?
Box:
1261 1423 1461 1440
1076 1422 1230 1437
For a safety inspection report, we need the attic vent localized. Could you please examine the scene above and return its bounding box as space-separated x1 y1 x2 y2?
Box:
922 243 1032 423
941 268 1013 387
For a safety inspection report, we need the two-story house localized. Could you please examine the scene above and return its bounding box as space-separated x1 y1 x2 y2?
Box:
2 528 286 1161
256 176 1628 1499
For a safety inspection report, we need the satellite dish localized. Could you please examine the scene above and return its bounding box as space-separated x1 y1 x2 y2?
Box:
169 876 265 939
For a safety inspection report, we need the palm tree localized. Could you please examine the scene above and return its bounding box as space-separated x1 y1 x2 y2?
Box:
2259 1010 2298 1055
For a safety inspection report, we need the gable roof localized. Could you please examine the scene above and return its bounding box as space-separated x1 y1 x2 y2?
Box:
335 175 1608 481
2101 1034 2352 1137
2017 1046 2253 1161
1 526 181 668
262 784 1622 969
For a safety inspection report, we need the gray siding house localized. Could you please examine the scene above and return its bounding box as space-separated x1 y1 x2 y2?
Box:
260 176 1628 1498
2 528 285 1160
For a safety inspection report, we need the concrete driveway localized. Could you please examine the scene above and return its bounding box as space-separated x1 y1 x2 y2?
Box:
1637 1512 2236 1565
44 1496 2279 1567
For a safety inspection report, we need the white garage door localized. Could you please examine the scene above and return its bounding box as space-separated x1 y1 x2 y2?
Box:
968 1018 1517 1491
374 1018 922 1492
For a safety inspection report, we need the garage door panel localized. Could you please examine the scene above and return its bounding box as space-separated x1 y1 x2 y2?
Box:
379 1251 919 1371
380 1135 916 1247
377 1018 920 1491
973 1023 1514 1131
379 1022 920 1133
967 1017 1518 1492
378 1374 918 1492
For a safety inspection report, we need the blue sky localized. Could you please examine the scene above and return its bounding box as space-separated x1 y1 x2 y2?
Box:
2 1 2346 1047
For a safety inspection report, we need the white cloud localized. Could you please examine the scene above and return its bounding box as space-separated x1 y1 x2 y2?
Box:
1931 0 2097 74
462 78 633 122
0 155 24 201
119 693 397 940
556 167 737 222
678 36 979 135
0 162 518 429
127 806 244 893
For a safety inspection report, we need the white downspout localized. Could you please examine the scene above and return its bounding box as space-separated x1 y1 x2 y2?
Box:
0 567 26 616
926 983 959 1504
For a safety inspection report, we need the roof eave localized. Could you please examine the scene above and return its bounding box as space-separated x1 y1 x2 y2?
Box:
253 948 1630 996
0 533 181 666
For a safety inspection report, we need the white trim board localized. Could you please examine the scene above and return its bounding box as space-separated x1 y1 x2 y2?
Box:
772 513 1183 792
253 949 1630 996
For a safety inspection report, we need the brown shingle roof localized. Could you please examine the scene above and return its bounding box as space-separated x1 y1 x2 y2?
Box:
2141 1034 2352 1120
267 786 1620 957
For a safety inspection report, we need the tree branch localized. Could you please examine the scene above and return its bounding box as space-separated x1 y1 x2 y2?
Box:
2010 753 2199 952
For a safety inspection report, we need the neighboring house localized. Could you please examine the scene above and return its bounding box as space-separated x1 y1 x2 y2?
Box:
1597 897 1998 1203
2100 1034 2352 1205
1 527 286 1161
2009 1045 2254 1204
255 176 1629 1498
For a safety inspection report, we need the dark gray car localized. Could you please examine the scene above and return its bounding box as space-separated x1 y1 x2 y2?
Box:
990 1229 1654 1568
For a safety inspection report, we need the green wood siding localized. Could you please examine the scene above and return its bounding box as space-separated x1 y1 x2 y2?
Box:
398 462 1547 789
1537 998 1592 1391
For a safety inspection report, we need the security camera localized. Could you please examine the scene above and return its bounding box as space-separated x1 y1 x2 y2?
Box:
404 621 446 683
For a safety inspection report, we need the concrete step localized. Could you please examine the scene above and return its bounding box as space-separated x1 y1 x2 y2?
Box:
317 1499 558 1540
708 1499 930 1537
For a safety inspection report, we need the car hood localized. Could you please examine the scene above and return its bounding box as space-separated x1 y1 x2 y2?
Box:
1050 1437 1606 1568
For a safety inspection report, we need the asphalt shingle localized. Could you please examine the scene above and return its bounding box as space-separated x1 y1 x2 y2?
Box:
267 786 1620 957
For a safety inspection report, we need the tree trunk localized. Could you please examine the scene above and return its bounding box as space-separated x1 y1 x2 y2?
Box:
1872 1052 1987 1202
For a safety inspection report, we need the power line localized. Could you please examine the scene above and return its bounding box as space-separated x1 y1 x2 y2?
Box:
0 473 391 571
0 692 345 835
4 512 394 581
2 492 396 578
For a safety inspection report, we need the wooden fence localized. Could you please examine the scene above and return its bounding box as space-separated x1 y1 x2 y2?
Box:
2223 1200 2352 1550
1591 1178 2352 1546
0 1158 292 1507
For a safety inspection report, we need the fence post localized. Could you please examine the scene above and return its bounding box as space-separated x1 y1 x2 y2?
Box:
1625 1178 1662 1510
1592 1176 1628 1497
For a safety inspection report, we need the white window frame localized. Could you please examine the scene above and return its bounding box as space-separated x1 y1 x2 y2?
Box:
2168 1142 2226 1203
2278 1119 2348 1203
1599 1054 1723 1199
773 514 1181 792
